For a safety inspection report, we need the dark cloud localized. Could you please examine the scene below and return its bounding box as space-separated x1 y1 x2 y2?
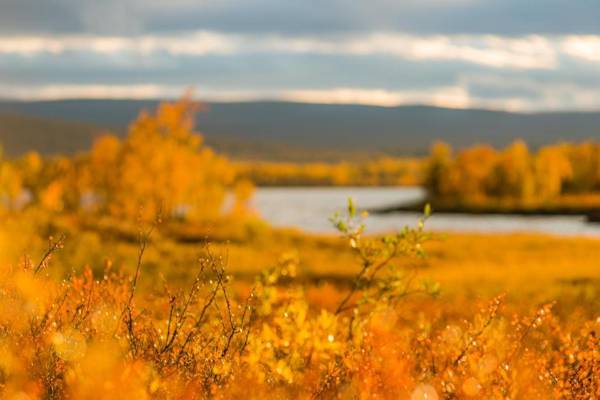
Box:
0 0 82 35
0 52 463 88
1 0 599 110
1 50 598 93
0 0 599 36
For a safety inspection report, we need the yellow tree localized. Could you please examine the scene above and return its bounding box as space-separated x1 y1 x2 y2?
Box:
0 146 22 211
38 157 82 212
231 179 255 215
14 151 85 213
14 152 42 193
452 145 497 203
425 141 454 199
489 140 535 201
88 97 236 221
534 145 572 200
563 142 600 193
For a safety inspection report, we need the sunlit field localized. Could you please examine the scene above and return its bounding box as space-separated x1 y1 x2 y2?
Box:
0 99 599 399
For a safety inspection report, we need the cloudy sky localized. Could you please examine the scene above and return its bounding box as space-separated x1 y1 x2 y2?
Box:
1 0 600 111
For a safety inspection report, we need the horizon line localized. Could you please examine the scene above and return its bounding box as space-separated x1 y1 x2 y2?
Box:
2 96 600 115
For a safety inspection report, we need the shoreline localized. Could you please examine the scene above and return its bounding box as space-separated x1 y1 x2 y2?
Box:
370 200 600 222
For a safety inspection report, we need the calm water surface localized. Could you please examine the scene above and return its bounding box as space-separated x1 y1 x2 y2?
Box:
250 187 600 237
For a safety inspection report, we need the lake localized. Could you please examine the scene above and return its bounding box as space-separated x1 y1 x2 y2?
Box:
250 187 600 237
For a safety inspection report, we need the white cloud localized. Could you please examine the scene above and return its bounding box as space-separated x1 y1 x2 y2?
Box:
0 32 236 56
2 30 600 112
269 34 557 70
0 31 562 70
276 87 472 108
0 84 185 100
0 83 472 108
3 81 600 112
561 35 600 62
459 74 600 112
0 37 66 55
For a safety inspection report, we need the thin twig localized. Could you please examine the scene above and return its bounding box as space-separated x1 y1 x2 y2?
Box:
34 234 66 275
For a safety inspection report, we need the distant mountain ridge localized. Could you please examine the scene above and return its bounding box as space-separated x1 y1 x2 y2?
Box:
0 99 599 160
0 112 105 156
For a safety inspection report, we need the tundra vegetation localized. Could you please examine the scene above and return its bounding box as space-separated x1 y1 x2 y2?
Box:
0 98 598 399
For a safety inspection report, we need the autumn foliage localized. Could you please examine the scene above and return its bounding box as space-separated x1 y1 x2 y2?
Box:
0 202 598 399
237 157 423 186
0 99 599 398
0 97 245 221
426 140 600 208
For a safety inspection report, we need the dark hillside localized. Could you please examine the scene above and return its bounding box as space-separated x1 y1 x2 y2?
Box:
1 100 598 158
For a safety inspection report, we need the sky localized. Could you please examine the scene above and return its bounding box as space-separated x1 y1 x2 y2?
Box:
1 0 600 111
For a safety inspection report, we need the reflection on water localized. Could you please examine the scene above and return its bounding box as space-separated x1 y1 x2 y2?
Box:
250 187 600 237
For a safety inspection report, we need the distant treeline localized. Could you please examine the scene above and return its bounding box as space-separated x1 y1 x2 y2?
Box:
425 140 600 209
0 97 253 221
2 96 599 212
237 158 424 186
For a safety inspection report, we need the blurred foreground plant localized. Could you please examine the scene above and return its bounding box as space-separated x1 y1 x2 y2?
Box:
0 203 598 399
331 200 437 327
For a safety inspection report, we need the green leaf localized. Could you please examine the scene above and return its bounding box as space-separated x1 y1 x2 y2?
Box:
347 197 356 218
424 203 431 218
